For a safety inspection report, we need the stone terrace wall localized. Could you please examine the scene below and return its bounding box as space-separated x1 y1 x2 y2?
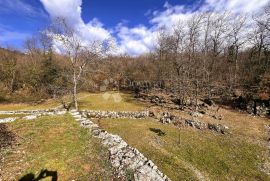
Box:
81 110 149 119
0 110 67 123
71 110 171 181
0 109 66 115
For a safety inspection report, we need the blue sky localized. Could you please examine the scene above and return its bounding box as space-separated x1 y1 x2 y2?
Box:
0 0 269 55
0 0 197 48
81 0 200 28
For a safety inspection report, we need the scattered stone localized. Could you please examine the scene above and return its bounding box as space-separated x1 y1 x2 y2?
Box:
160 112 174 124
185 119 229 134
190 112 203 118
208 123 229 134
185 119 207 130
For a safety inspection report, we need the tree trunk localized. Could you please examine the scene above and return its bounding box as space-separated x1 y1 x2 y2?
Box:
73 70 78 110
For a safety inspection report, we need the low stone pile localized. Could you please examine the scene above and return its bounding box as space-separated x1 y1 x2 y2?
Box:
185 119 229 134
70 110 171 181
82 110 149 119
247 102 269 117
0 117 18 124
185 119 207 130
0 109 66 115
0 110 67 123
159 112 175 124
208 123 229 134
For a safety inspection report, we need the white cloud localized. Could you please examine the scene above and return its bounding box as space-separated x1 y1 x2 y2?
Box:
0 29 30 43
40 0 112 51
40 0 82 26
114 0 270 55
40 0 270 56
0 0 47 18
203 0 269 13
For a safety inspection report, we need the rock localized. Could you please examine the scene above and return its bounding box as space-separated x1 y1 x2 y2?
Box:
23 115 38 120
0 117 17 123
185 119 206 129
213 114 223 120
84 110 149 119
204 98 215 106
208 123 229 134
190 112 203 118
159 112 174 124
71 111 171 181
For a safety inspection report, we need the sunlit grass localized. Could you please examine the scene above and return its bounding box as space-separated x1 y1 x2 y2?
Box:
78 91 148 111
96 118 269 181
0 114 114 180
0 99 60 111
0 114 27 119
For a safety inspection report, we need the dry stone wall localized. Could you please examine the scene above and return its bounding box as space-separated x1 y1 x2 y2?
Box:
82 110 149 119
0 110 66 123
70 110 171 181
0 109 66 115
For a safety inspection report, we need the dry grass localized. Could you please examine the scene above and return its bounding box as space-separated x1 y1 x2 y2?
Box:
156 105 270 144
0 114 27 119
0 99 60 111
78 91 148 111
0 114 114 180
95 117 269 181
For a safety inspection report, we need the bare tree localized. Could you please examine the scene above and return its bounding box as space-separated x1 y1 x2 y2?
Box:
49 18 106 110
227 14 247 85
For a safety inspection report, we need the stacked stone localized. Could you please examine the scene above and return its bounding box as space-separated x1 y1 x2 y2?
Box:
82 110 149 119
70 110 171 181
0 117 18 123
0 110 67 123
0 109 66 115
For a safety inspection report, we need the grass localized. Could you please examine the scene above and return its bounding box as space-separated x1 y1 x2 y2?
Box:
0 99 60 111
1 91 269 180
96 118 269 181
0 114 27 119
164 105 270 145
0 114 114 180
78 91 148 111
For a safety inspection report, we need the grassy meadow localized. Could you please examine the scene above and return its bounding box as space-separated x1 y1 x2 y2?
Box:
0 114 114 180
95 117 269 181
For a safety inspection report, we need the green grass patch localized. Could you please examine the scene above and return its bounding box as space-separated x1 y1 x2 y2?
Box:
0 114 114 180
96 118 269 181
78 91 148 111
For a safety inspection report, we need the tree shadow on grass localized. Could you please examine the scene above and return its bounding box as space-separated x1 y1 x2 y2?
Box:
19 169 58 181
149 128 166 136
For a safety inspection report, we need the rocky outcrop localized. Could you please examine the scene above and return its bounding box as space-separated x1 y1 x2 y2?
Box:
159 112 175 124
185 119 207 130
207 123 229 134
81 110 149 119
70 110 171 181
185 119 229 134
247 101 269 117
